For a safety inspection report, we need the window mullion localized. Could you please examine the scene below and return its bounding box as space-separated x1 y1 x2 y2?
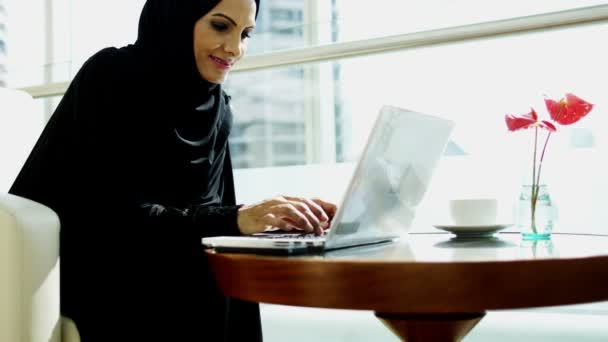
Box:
303 0 335 164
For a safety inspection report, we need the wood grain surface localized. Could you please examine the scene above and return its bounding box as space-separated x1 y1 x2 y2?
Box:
206 233 608 314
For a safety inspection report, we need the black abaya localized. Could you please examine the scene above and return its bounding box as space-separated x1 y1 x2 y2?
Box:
9 0 262 340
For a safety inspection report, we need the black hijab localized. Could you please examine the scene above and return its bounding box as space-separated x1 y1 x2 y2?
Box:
132 0 260 105
125 0 260 206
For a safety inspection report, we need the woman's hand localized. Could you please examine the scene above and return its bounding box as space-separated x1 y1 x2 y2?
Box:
237 196 337 236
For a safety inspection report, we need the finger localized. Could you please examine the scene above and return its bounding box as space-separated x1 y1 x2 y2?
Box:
286 200 323 231
268 216 298 232
284 196 329 222
288 200 326 236
293 197 334 235
312 198 338 219
273 203 315 233
284 216 325 236
270 196 320 226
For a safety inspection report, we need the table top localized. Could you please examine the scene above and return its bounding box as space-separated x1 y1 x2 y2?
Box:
206 232 608 314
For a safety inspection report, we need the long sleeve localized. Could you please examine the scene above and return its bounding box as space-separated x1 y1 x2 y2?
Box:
142 203 242 237
136 147 243 238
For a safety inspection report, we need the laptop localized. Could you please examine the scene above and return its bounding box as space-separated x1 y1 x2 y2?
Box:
202 105 455 255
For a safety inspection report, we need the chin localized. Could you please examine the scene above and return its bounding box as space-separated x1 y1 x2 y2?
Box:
201 71 228 85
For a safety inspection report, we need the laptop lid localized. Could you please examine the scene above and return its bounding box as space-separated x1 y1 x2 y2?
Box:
323 105 454 250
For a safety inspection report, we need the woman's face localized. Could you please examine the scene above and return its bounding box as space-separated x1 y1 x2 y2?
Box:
193 0 256 84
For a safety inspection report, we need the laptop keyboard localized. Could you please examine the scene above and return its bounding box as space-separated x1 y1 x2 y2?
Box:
253 232 324 240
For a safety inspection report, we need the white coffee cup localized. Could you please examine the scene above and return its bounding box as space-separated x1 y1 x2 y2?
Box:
449 198 498 226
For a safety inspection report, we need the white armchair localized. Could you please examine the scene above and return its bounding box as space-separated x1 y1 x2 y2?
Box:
0 88 80 342
0 193 80 342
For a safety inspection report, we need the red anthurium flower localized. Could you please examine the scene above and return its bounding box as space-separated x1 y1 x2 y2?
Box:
505 108 557 132
544 93 594 125
505 93 594 234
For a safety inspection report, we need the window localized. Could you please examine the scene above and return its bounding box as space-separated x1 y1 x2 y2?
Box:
5 1 608 232
6 1 608 160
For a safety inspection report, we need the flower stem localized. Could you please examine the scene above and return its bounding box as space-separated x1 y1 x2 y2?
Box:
536 131 552 190
531 126 539 233
536 105 562 187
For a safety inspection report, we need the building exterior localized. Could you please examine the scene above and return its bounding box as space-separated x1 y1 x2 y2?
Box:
227 0 346 168
226 0 308 168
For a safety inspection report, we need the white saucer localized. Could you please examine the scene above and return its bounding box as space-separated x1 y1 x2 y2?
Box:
432 223 513 237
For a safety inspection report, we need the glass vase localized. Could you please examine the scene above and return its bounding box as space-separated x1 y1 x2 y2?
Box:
515 184 557 240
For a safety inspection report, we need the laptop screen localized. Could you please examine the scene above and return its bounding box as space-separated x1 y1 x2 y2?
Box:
325 106 454 249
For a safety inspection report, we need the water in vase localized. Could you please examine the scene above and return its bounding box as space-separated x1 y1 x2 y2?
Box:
515 184 557 240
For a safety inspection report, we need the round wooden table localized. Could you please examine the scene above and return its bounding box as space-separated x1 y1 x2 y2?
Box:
205 233 608 341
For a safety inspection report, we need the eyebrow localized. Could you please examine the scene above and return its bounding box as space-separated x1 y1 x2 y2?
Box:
211 13 255 29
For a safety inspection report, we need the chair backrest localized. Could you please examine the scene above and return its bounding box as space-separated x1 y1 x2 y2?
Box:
0 88 44 192
0 193 61 342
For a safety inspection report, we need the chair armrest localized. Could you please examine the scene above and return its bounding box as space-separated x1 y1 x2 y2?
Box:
0 193 61 342
62 316 81 342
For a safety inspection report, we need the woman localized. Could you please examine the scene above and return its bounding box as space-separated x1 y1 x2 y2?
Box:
10 0 336 340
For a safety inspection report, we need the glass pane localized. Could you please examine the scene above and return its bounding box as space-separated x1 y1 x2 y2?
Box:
0 0 6 87
3 0 144 88
249 0 307 54
328 23 608 234
3 0 71 87
225 67 308 168
68 0 145 72
333 23 607 161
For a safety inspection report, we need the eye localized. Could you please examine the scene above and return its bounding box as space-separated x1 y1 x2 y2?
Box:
241 30 252 40
211 21 229 32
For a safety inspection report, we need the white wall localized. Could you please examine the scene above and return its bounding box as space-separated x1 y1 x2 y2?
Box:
0 88 43 192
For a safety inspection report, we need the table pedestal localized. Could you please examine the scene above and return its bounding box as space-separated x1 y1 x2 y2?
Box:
375 312 486 342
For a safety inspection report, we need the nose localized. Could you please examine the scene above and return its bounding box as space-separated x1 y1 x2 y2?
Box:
224 34 243 59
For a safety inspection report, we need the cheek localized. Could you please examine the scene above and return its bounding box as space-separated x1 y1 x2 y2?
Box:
239 41 249 59
195 39 208 59
195 42 218 73
194 44 211 77
195 34 221 57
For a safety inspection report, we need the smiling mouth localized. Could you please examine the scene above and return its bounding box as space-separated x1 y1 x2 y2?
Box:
210 56 231 68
